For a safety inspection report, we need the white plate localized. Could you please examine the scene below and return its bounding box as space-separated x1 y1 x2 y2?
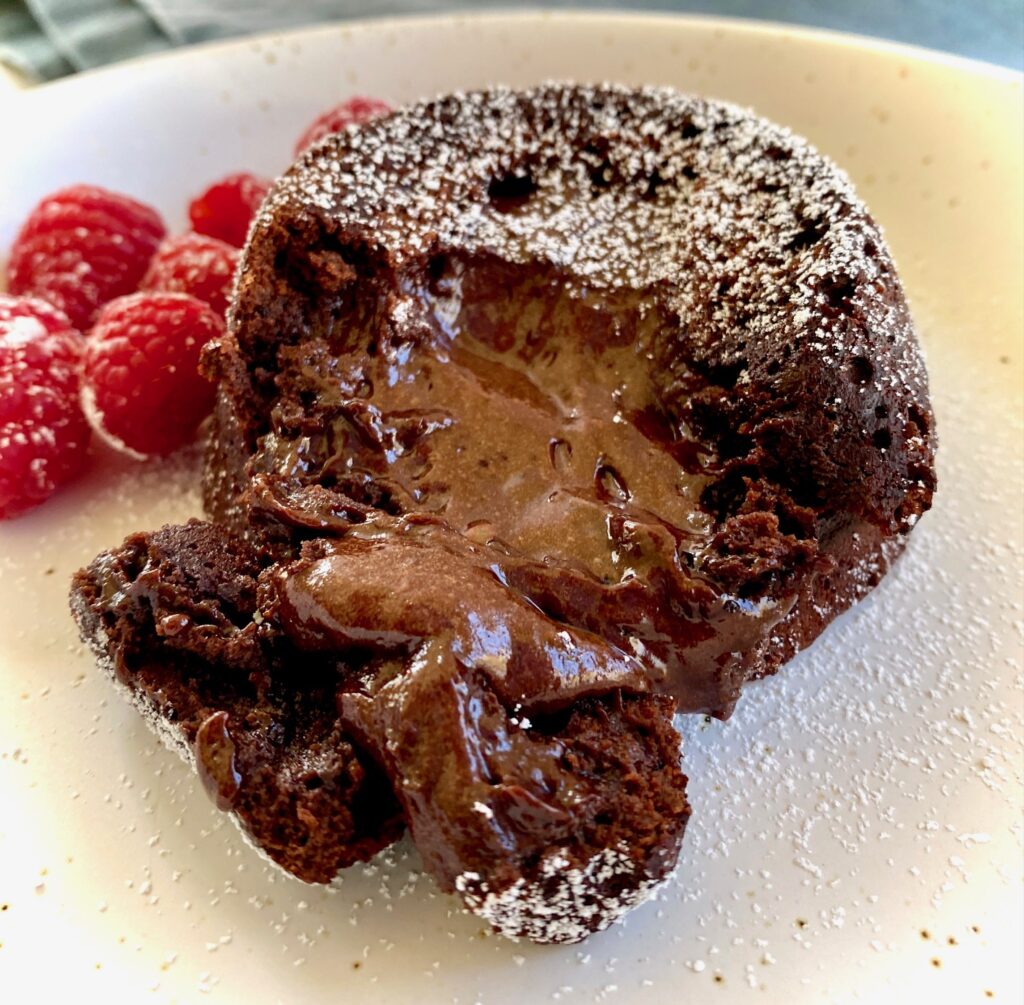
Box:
0 13 1021 1005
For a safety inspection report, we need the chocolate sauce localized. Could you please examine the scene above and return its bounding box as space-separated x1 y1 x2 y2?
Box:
272 529 648 710
195 710 242 810
250 255 795 715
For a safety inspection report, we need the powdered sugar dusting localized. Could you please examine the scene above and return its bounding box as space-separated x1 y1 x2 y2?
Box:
455 843 667 945
79 382 148 462
251 83 927 404
69 586 300 883
0 313 50 349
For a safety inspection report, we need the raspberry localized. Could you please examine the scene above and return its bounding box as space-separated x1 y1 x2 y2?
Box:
81 293 223 457
141 233 239 319
0 295 90 519
294 96 392 158
6 185 166 332
188 173 271 248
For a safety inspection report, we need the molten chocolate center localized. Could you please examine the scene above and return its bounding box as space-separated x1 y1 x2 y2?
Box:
270 255 713 577
409 257 717 580
252 253 790 715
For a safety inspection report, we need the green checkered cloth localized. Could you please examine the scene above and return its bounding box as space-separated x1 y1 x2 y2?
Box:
1 0 1020 83
0 0 73 78
0 0 179 80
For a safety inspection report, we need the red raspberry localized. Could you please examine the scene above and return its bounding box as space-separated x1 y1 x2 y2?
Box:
81 293 223 458
0 295 90 519
141 233 239 319
6 185 166 332
294 96 392 158
188 173 271 249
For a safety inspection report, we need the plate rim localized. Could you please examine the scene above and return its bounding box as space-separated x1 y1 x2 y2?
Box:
2 8 1021 107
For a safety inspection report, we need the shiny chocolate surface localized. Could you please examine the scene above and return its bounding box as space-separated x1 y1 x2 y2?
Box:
252 256 792 715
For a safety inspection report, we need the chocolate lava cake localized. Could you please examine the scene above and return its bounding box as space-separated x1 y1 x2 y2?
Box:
71 84 936 943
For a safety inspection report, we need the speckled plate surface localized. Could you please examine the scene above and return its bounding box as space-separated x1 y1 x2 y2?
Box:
0 13 1021 1004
